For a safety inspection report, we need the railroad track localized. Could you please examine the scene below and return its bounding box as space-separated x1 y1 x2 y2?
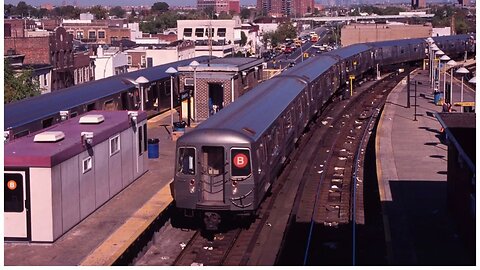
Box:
278 70 410 265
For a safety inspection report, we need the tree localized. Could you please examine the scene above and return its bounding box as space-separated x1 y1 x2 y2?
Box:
89 5 108 19
240 31 248 46
16 1 29 16
218 11 232 19
240 7 251 20
276 22 297 41
4 59 41 104
110 6 126 18
151 2 169 13
203 6 215 19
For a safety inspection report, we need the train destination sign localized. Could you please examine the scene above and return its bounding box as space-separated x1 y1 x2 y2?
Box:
231 149 251 177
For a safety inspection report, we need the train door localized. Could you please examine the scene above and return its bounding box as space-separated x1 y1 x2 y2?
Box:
4 169 30 240
200 146 225 203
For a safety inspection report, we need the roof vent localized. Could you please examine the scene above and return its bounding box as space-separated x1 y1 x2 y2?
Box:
34 131 65 142
79 114 104 124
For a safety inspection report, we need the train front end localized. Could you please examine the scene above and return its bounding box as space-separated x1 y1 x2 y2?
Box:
173 130 256 230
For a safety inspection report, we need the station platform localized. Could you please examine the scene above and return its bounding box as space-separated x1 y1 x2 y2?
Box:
4 110 182 266
376 66 476 265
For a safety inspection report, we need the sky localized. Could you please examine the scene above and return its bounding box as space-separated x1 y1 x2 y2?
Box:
4 0 257 7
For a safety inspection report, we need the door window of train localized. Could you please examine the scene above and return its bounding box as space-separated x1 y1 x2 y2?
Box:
202 146 224 176
178 147 196 175
5 173 24 213
231 148 252 178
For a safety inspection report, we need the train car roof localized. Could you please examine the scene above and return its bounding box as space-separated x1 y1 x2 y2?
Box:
4 110 148 168
4 56 212 130
324 43 371 59
368 38 426 48
191 75 308 142
281 54 338 81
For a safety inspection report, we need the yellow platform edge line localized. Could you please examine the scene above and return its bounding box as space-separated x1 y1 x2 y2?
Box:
80 182 173 266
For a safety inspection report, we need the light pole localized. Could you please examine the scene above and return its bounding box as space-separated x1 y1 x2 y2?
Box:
456 67 470 103
439 54 450 101
165 67 178 131
447 59 457 103
135 76 149 111
189 60 200 122
434 49 444 90
429 44 439 88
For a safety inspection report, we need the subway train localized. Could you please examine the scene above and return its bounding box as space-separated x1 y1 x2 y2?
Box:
172 34 475 230
4 56 212 142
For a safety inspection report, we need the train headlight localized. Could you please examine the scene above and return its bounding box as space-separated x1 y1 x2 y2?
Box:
189 179 195 193
232 180 238 195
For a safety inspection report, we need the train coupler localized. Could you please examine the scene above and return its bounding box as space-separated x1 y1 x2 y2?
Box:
204 212 221 231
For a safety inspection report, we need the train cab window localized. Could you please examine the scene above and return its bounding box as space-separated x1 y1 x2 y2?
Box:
5 173 24 212
178 147 196 175
202 146 224 176
231 148 251 177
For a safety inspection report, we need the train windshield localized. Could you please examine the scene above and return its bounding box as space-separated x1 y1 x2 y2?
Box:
177 147 196 175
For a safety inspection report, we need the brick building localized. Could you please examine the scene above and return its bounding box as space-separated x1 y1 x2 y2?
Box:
257 0 314 17
62 19 132 45
4 26 75 91
197 0 240 14
341 23 433 47
177 57 264 123
73 51 95 85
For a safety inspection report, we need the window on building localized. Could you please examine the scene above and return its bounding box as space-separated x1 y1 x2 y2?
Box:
76 31 84 39
98 31 105 39
184 28 193 37
195 28 204 37
109 135 120 156
141 55 146 67
88 31 96 39
138 125 144 155
127 55 132 66
82 157 93 173
217 28 226 37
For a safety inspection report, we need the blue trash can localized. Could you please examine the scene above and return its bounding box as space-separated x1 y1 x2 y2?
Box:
173 121 187 132
434 91 443 105
147 138 159 159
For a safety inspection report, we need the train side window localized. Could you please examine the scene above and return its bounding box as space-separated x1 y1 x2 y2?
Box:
104 99 115 111
70 111 78 118
42 117 53 128
178 147 196 175
285 111 292 133
14 130 29 139
87 103 95 111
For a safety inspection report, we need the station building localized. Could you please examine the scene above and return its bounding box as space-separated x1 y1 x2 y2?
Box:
177 57 264 123
4 110 148 242
436 112 475 250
